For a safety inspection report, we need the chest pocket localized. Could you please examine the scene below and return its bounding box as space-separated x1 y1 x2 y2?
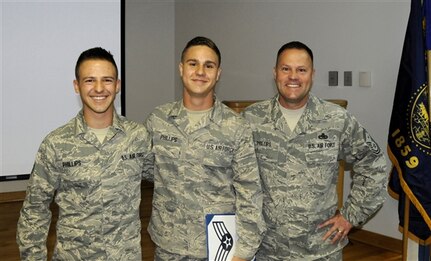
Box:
255 141 279 163
255 143 279 163
119 151 147 179
200 142 234 168
304 134 339 165
305 149 338 165
59 157 100 203
152 132 183 159
253 128 280 163
61 157 95 181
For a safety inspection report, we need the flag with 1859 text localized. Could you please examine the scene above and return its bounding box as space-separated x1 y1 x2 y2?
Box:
388 0 431 244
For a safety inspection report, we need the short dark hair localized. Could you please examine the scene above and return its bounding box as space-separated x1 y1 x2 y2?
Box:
181 36 221 66
75 47 118 80
276 41 313 66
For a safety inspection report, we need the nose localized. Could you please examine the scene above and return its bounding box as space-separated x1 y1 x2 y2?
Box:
196 65 205 76
288 71 298 80
94 80 104 92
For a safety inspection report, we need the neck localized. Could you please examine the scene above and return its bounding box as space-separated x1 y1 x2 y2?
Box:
183 92 214 111
83 108 114 129
278 95 309 110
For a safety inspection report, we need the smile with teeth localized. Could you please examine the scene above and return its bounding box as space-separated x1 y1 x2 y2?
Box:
286 83 300 88
92 96 107 100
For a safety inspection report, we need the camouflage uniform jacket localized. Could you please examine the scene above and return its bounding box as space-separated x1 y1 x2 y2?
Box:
242 94 387 259
17 111 153 261
145 98 266 259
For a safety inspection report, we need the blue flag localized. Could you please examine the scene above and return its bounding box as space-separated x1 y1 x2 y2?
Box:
388 0 431 244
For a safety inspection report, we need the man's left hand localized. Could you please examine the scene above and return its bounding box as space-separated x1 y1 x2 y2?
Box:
318 210 353 244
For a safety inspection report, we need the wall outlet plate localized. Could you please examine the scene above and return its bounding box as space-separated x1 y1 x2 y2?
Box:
344 71 352 86
329 71 338 86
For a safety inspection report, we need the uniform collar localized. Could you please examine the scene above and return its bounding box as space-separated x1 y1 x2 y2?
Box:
74 110 125 136
167 96 224 128
269 94 320 133
269 95 288 131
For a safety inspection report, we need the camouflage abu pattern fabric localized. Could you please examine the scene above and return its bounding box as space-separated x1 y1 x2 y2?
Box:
17 111 153 261
145 98 265 260
242 94 387 260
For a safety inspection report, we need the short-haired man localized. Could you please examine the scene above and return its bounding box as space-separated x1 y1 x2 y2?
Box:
145 36 265 260
17 47 152 260
242 41 387 260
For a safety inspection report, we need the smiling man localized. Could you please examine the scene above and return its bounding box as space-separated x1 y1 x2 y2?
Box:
17 47 153 260
145 36 265 261
242 41 387 260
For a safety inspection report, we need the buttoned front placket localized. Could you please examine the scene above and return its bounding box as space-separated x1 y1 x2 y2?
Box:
75 130 106 259
170 109 215 251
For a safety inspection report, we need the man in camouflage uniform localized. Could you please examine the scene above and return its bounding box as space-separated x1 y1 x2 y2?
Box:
242 41 387 260
16 47 152 260
145 36 265 261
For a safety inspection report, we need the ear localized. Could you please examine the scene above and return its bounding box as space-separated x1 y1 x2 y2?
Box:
115 79 121 94
216 67 222 81
73 80 80 94
273 67 277 79
179 63 184 77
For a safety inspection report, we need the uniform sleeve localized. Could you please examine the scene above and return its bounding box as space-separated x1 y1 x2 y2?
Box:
339 114 388 227
16 139 59 260
232 124 266 259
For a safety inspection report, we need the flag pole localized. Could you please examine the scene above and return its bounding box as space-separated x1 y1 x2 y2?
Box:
402 197 411 261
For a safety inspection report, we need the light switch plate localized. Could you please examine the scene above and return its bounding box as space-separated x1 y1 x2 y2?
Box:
359 71 372 87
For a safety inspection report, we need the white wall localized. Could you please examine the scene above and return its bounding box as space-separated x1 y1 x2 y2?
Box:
0 0 121 191
175 0 409 240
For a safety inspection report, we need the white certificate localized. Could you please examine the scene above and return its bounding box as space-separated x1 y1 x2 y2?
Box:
206 213 256 261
